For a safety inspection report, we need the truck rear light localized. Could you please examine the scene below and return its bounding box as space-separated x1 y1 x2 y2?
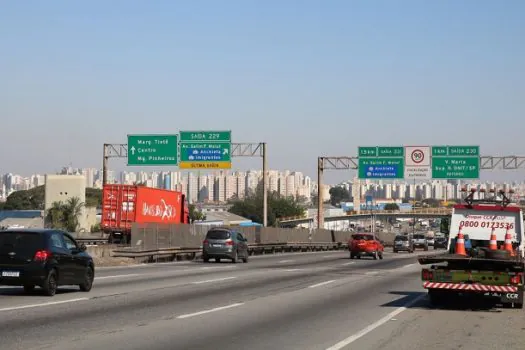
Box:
510 273 523 285
422 269 433 280
34 250 51 262
225 240 234 246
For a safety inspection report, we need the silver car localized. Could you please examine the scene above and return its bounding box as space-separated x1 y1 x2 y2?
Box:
202 228 249 263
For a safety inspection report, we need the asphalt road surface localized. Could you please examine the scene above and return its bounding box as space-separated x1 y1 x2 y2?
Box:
1 249 523 350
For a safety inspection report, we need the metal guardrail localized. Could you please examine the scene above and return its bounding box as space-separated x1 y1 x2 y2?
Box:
111 242 352 259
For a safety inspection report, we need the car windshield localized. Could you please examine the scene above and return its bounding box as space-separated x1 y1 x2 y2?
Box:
395 236 408 241
0 231 43 255
352 234 373 241
413 234 425 239
206 230 231 240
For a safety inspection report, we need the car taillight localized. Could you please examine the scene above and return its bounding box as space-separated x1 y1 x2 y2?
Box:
510 273 523 285
34 250 51 262
225 240 234 246
422 269 433 280
203 240 209 245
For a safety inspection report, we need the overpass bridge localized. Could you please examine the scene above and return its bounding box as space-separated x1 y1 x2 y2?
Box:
278 208 453 227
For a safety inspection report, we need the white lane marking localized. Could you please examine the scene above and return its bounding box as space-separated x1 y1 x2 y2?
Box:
365 271 379 275
284 269 302 272
323 256 333 258
0 298 89 312
402 264 415 269
192 277 236 284
308 280 336 288
177 303 244 319
325 294 426 350
342 262 355 266
95 274 141 280
279 260 294 263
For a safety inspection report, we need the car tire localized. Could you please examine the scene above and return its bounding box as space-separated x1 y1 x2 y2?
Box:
42 269 58 297
79 266 94 292
393 249 397 253
23 285 35 293
373 251 378 260
379 252 383 260
350 253 354 259
215 258 220 263
231 251 238 263
242 252 248 263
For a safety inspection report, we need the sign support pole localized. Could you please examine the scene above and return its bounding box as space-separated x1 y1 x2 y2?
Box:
263 142 268 227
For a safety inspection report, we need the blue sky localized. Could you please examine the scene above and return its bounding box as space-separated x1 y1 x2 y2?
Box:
1 0 524 183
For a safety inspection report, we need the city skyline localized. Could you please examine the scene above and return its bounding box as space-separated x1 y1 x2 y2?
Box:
1 2 524 184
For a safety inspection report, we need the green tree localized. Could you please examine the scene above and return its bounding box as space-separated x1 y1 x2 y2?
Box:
440 217 450 234
188 204 206 223
384 203 399 211
228 186 305 226
45 196 85 232
329 186 351 206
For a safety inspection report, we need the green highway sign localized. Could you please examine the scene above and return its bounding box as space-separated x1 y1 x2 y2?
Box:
431 145 480 179
179 130 232 169
358 145 404 179
127 134 178 166
179 131 231 142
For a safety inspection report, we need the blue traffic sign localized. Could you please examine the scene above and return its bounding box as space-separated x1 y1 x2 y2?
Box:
358 158 404 179
185 148 225 161
364 164 401 178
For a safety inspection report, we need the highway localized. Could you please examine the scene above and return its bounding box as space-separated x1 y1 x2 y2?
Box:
0 250 523 350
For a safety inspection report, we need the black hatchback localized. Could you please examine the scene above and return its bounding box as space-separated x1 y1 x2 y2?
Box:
0 229 95 296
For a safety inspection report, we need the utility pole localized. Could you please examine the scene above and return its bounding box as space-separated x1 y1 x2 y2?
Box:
317 157 324 229
262 142 268 227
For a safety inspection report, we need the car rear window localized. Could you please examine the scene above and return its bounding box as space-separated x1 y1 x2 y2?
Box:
413 234 425 239
0 231 44 255
352 234 373 241
395 236 408 241
206 230 231 240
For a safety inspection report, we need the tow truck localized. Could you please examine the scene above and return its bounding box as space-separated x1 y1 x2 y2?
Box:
418 188 524 308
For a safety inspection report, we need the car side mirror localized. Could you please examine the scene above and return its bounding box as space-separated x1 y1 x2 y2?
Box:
80 244 87 252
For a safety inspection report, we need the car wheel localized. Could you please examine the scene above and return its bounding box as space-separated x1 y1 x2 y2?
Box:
23 285 35 293
79 266 94 292
231 251 238 263
373 251 378 260
393 249 397 253
379 252 383 260
42 269 58 297
350 253 354 259
215 258 220 263
242 252 248 263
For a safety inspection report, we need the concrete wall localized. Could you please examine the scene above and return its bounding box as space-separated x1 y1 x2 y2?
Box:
44 174 91 232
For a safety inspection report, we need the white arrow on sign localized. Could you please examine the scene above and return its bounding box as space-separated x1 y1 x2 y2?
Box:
223 148 229 155
130 146 136 155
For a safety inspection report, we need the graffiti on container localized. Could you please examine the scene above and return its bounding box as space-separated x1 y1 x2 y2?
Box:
142 199 177 220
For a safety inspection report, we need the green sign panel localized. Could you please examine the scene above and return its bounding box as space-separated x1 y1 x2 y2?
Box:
378 146 404 157
431 145 480 179
127 134 178 165
358 158 404 179
179 131 231 142
179 130 232 169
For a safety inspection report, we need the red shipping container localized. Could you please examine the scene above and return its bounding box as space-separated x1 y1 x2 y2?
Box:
102 184 188 233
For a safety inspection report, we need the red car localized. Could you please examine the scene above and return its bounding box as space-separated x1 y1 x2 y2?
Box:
349 233 384 260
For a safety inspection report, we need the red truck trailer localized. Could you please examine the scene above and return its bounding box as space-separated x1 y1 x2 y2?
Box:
102 184 190 244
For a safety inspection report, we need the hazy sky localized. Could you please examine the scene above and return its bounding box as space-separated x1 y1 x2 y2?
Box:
1 0 524 184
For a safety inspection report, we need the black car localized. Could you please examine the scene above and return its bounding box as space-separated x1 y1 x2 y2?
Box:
433 236 448 249
0 229 95 296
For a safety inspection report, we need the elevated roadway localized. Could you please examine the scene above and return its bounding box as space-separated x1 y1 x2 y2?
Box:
279 208 453 226
0 250 522 349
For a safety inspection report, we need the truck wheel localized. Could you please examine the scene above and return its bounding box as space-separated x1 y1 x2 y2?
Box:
515 303 523 309
428 289 444 306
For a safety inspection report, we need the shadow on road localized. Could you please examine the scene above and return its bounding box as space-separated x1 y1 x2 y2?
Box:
0 287 80 297
382 291 505 313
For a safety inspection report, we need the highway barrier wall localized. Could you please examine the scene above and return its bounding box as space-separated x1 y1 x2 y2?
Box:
129 223 396 251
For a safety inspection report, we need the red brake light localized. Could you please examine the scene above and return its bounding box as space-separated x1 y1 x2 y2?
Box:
203 240 208 245
422 269 433 280
225 240 234 246
34 250 51 262
510 273 523 285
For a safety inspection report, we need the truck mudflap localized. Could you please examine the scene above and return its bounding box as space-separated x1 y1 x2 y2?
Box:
423 281 518 293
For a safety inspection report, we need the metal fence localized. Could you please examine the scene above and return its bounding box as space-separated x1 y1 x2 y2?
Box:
130 223 362 251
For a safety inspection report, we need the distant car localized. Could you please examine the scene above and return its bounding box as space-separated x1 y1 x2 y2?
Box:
426 236 435 246
412 233 429 251
349 233 384 260
202 228 249 263
393 234 414 253
433 236 448 249
0 229 95 296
